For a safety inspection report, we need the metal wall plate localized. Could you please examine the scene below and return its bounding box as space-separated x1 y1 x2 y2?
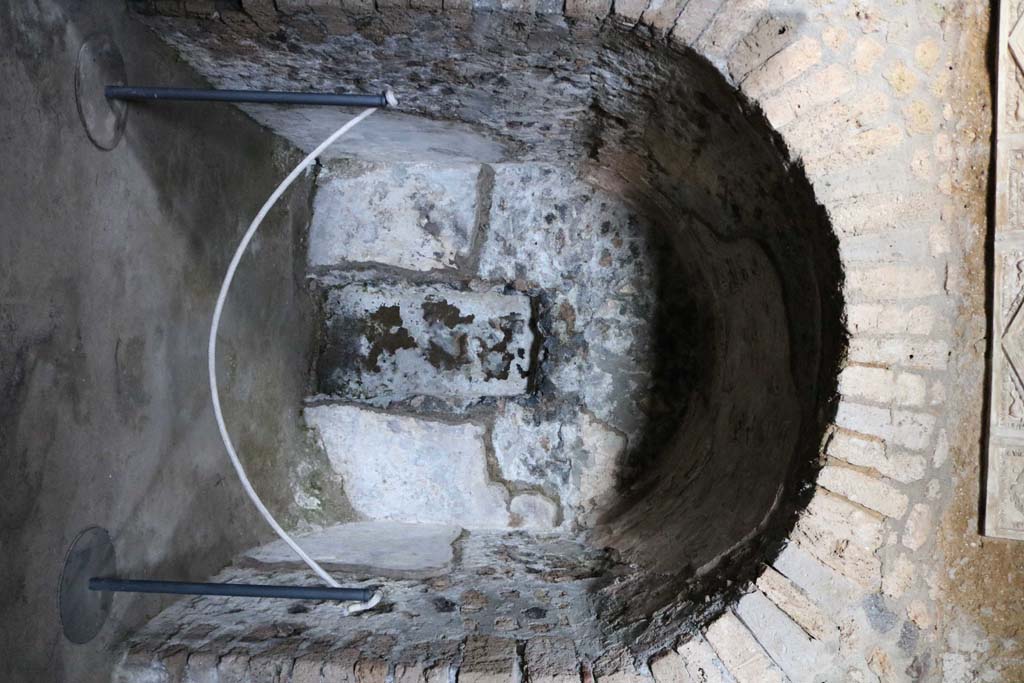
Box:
59 526 116 644
75 34 127 151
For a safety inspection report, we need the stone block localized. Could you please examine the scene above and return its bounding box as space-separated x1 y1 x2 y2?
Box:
792 489 884 590
524 637 579 683
846 264 944 301
184 652 220 683
305 405 511 528
760 63 853 129
693 0 768 67
826 192 937 238
668 0 718 48
356 657 389 683
309 162 480 273
771 544 860 613
674 635 734 683
639 0 687 34
834 402 936 451
839 365 927 407
852 36 884 74
460 636 519 683
881 554 915 599
847 337 950 371
845 303 937 336
755 566 835 641
838 227 931 263
244 521 462 578
741 37 821 99
704 611 785 683
492 403 566 490
612 0 648 24
902 503 932 550
649 650 694 683
564 0 610 19
825 430 926 484
817 464 909 518
728 15 800 83
316 283 534 405
734 591 832 682
291 656 325 683
509 493 559 529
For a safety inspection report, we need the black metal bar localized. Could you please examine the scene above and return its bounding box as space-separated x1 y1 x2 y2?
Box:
89 578 374 602
105 86 391 108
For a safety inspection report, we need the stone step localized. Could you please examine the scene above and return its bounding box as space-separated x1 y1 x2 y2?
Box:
314 283 536 408
307 160 484 277
240 521 462 579
304 403 559 530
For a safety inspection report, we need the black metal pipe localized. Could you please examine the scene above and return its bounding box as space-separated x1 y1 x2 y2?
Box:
105 86 392 108
89 578 374 602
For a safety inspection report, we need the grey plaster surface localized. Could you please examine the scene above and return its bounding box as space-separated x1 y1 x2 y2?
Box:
308 161 483 273
0 2 347 679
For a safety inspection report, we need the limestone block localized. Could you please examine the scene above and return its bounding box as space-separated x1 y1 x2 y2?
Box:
901 503 932 551
826 192 937 238
838 227 931 263
693 0 769 68
772 543 863 610
305 405 511 528
640 0 687 34
741 37 821 100
649 650 694 683
760 64 853 129
845 303 937 336
675 635 735 683
734 591 832 682
525 637 579 683
825 430 926 484
818 464 909 519
834 402 936 451
846 264 943 301
184 652 219 683
575 412 626 523
309 162 480 273
755 566 835 641
316 283 534 405
356 657 389 683
492 403 566 490
839 365 927 407
243 521 462 578
669 0 718 47
704 611 786 683
852 36 884 74
460 636 519 683
564 0 611 20
291 656 325 683
881 554 915 599
510 493 559 529
612 0 648 24
847 337 950 371
793 489 884 590
728 15 799 83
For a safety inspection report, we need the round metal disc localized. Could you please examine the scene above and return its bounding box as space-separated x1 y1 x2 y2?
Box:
59 526 116 644
75 34 127 151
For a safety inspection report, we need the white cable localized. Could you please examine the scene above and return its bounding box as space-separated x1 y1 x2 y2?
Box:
208 107 382 612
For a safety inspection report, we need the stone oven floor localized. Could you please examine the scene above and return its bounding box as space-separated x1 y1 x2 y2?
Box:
112 522 618 681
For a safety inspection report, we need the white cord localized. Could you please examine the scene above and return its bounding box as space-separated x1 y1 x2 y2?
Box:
208 107 382 613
